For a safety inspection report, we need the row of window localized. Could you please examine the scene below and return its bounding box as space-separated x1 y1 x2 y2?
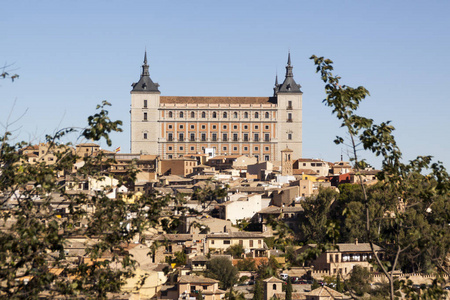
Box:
164 111 271 119
165 124 271 131
167 145 270 152
142 132 292 141
164 132 272 142
142 111 292 122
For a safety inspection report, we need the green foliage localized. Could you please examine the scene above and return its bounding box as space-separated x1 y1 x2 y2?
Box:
298 187 338 244
206 257 238 290
345 266 372 296
311 279 320 290
196 290 203 300
311 55 450 299
0 102 170 299
226 243 245 259
236 258 257 271
285 279 293 300
252 280 263 300
336 273 342 293
257 257 280 280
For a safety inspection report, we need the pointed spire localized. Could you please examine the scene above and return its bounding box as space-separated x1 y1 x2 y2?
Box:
285 52 293 78
141 50 150 77
277 51 301 93
273 73 280 96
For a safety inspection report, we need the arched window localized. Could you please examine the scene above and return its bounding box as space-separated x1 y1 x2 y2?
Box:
233 112 238 118
223 112 227 118
265 112 270 119
168 111 173 118
212 112 217 118
179 111 184 118
244 112 249 118
201 111 206 118
254 112 259 118
190 111 195 118
273 284 277 290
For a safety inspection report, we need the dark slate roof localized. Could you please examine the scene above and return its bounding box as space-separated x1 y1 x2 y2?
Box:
275 53 302 94
131 51 160 92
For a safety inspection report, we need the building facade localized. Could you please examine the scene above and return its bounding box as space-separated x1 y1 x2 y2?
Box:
130 52 303 161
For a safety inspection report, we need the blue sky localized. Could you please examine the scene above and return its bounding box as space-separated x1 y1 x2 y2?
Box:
2 1 449 169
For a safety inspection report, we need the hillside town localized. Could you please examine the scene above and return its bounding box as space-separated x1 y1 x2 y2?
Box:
5 140 445 300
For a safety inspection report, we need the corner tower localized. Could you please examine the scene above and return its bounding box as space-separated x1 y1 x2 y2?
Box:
130 51 160 154
275 52 303 159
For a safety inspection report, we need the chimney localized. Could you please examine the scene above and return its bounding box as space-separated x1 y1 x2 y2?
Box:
355 238 358 245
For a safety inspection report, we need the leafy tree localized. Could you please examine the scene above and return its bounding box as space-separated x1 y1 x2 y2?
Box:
311 55 450 299
252 280 263 300
336 273 343 293
285 278 293 300
236 258 257 271
345 266 372 296
311 279 320 290
298 187 337 243
257 257 280 279
226 243 245 259
0 101 171 298
206 257 238 290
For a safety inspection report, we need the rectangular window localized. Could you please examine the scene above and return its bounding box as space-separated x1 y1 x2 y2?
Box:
222 133 228 141
190 125 195 129
223 146 227 151
233 133 238 141
233 125 238 130
288 133 292 140
265 146 269 151
254 133 259 141
243 134 249 141
244 125 248 130
168 133 173 141
143 133 147 139
201 133 206 141
143 112 147 121
143 100 147 108
233 147 238 151
168 124 173 129
190 133 195 141
223 240 231 245
287 113 293 122
168 146 173 151
254 125 259 130
264 133 270 142
179 133 184 141
201 125 206 129
264 155 270 161
223 125 227 129
254 146 259 151
212 133 217 141
250 240 254 247
190 146 195 151
179 124 184 129
287 100 292 110
244 146 248 151
212 125 217 129
265 125 269 130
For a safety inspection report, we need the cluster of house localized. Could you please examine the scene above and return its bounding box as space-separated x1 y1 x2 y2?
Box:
11 142 383 299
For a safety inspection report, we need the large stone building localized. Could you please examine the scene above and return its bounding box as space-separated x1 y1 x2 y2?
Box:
130 52 303 161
